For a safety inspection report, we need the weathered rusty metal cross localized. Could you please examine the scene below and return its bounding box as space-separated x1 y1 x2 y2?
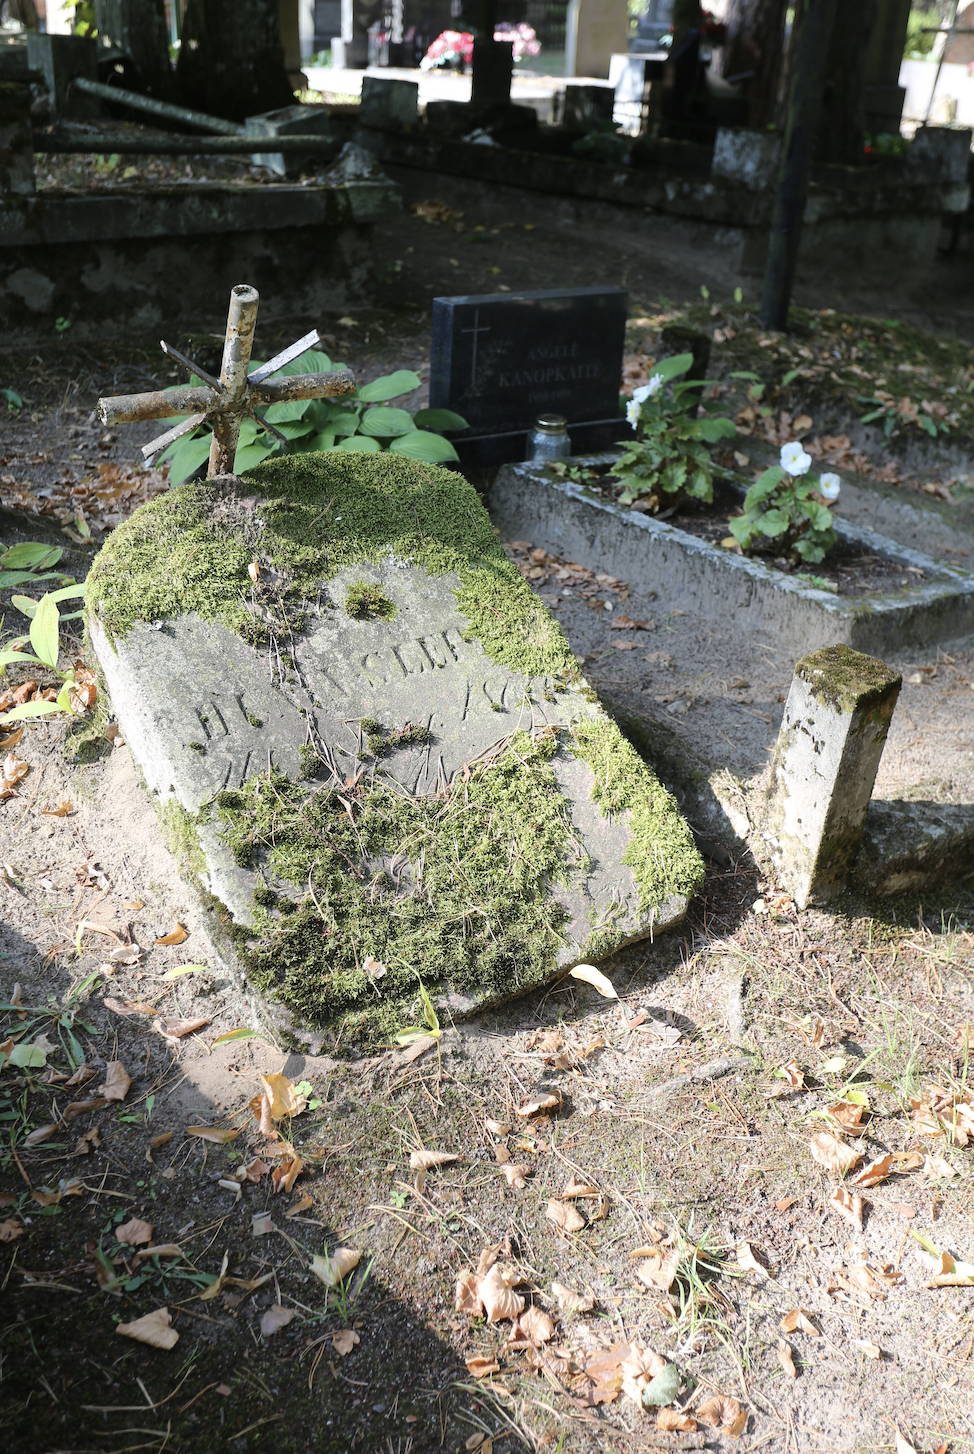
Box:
97 283 355 476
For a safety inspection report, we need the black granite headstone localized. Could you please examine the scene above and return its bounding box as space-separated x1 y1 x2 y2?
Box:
430 286 629 466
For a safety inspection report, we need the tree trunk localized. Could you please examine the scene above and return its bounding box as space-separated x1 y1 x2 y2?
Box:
175 0 294 122
814 0 879 163
717 0 790 128
671 0 702 50
95 0 172 98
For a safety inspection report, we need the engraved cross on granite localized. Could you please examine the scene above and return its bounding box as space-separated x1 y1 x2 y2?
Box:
97 283 355 475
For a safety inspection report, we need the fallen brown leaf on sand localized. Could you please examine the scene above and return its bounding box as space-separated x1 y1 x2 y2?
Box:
635 1247 680 1292
736 1242 771 1280
62 1097 108 1122
103 998 157 1017
24 1123 58 1146
285 1195 313 1219
657 1409 698 1432
923 1152 959 1181
409 1148 458 1170
502 1163 528 1188
485 1118 510 1136
809 1131 863 1175
157 1016 210 1042
456 1270 484 1316
780 1060 805 1089
116 1217 154 1247
466 1356 500 1378
332 1328 360 1356
852 1338 882 1358
829 1185 865 1231
41 800 73 817
696 1394 748 1437
116 1307 179 1350
516 1091 561 1118
546 1200 585 1235
260 1305 295 1338
186 1126 240 1144
552 1281 594 1314
851 1154 894 1188
827 1100 868 1134
98 1061 131 1102
780 1309 820 1336
271 1148 304 1195
310 1247 361 1288
777 1338 798 1378
256 1071 307 1121
0 1220 23 1242
895 1432 917 1454
560 1180 600 1199
0 752 29 799
515 1306 555 1343
154 923 188 945
480 1263 525 1323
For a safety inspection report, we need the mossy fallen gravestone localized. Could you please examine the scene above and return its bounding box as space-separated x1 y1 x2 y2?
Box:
85 453 703 1050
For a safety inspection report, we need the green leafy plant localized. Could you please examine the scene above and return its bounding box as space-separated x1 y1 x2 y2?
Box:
728 444 841 565
858 390 949 439
2 388 22 412
614 352 736 511
1 584 87 724
571 119 630 165
395 979 441 1048
161 349 469 486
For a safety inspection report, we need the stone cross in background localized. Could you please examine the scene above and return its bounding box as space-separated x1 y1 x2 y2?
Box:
97 283 355 476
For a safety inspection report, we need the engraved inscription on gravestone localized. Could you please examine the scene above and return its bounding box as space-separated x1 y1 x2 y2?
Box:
429 286 628 440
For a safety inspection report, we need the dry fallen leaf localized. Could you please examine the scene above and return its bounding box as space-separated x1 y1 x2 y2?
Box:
62 1097 108 1122
895 1432 917 1454
552 1281 594 1314
116 1217 154 1247
24 1123 59 1146
852 1338 882 1359
517 1305 555 1343
154 923 188 946
827 1100 867 1134
257 1070 308 1121
409 1148 458 1171
561 1180 600 1200
158 1016 210 1041
260 1304 295 1337
546 1199 585 1235
923 1152 959 1181
186 1126 240 1144
780 1060 805 1089
852 1153 894 1188
456 1270 484 1316
635 1248 680 1292
480 1263 525 1323
485 1118 510 1136
332 1328 360 1356
285 1194 313 1219
657 1409 698 1433
736 1241 771 1280
41 800 73 817
829 1185 864 1231
116 1306 179 1350
310 1247 361 1288
809 1131 862 1175
466 1356 500 1378
780 1309 819 1336
502 1163 528 1188
98 1060 131 1103
697 1394 747 1437
516 1091 561 1118
569 964 617 998
777 1338 797 1378
0 1220 23 1242
271 1148 304 1196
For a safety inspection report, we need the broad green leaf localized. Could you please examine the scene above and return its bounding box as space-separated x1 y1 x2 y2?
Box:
11 595 39 618
395 1027 430 1045
307 431 337 452
782 369 801 386
335 435 382 452
728 370 762 382
359 407 416 438
0 648 43 668
168 432 212 486
48 584 86 603
330 409 362 437
234 442 277 472
279 348 333 375
0 570 66 588
263 399 311 424
237 419 261 447
652 353 694 383
697 416 737 441
357 370 422 403
413 408 469 432
273 419 315 439
29 594 60 670
0 698 68 723
0 543 62 570
162 963 208 980
9 1042 47 1068
390 431 460 463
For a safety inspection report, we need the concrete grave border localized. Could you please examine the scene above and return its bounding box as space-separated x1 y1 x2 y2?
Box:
485 455 974 660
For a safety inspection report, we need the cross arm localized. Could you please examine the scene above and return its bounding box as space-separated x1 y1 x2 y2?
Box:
98 369 356 426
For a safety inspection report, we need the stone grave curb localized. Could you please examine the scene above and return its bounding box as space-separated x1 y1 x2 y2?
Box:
611 704 974 899
485 455 974 660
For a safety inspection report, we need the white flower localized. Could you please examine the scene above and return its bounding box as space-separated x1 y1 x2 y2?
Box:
780 441 812 477
818 471 841 503
633 373 664 403
626 399 641 429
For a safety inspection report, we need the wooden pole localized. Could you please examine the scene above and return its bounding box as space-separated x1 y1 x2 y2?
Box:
209 284 259 476
759 0 838 332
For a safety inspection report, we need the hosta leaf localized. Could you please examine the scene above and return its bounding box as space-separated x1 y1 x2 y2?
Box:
389 431 460 463
334 435 382 452
357 370 422 402
359 407 417 438
413 408 469 432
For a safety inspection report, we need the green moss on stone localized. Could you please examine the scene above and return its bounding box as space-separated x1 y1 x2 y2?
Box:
569 718 705 909
213 731 579 1042
345 580 396 620
85 453 578 683
158 799 206 879
795 644 901 719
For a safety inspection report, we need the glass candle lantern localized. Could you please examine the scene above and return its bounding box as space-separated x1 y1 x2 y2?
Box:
526 414 570 463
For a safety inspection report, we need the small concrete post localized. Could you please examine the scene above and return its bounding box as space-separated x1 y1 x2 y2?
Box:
762 644 901 909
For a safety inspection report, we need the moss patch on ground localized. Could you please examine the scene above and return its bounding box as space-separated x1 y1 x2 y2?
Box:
215 729 580 1041
85 452 577 682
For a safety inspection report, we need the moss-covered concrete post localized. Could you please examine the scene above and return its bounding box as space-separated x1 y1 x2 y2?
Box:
762 644 901 908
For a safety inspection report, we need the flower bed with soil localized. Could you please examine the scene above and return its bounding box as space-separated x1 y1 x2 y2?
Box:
485 454 974 660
